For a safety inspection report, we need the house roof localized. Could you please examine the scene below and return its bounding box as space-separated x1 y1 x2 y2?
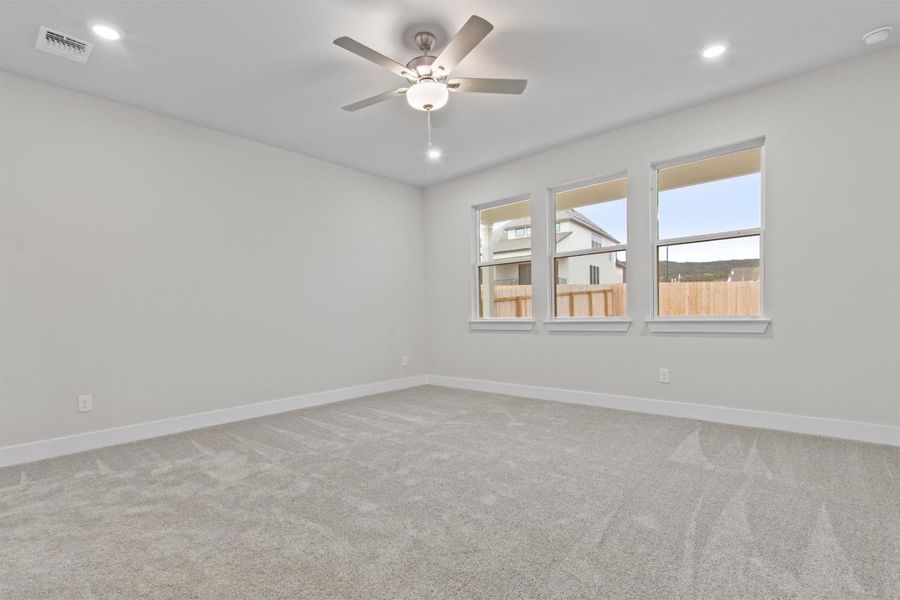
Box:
559 209 619 244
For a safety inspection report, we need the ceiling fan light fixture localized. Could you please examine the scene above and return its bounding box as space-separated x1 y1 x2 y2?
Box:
406 79 449 111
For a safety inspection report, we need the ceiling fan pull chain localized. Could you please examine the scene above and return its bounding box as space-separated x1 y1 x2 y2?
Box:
426 109 433 148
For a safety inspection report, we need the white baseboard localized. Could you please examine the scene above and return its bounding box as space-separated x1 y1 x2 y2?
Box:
0 375 428 468
427 375 900 447
3 372 895 467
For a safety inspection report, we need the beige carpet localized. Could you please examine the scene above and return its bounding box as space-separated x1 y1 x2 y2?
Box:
1 385 898 599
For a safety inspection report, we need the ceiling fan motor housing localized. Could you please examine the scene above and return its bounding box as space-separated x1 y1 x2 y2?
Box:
406 32 446 81
406 54 437 80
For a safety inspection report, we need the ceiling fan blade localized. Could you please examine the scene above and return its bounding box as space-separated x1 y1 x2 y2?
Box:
341 88 408 112
432 16 494 76
447 78 527 94
333 37 414 79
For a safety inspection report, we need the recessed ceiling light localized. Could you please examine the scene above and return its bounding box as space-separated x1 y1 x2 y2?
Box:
702 44 727 59
426 147 442 160
91 23 122 41
863 26 893 45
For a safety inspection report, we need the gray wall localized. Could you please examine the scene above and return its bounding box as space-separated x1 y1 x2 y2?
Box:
0 72 427 447
424 49 900 427
2 48 897 449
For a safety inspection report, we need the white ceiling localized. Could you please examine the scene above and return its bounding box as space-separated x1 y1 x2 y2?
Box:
1 1 897 187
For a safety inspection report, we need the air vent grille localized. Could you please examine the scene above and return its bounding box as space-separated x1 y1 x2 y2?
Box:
35 26 94 63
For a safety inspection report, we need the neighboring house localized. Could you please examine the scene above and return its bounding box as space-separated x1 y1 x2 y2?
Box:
481 209 624 286
727 266 759 282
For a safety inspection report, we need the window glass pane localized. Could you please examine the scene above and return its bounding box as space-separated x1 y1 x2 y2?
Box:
554 251 626 317
479 199 531 262
478 263 532 318
658 148 761 240
554 177 627 252
657 236 760 316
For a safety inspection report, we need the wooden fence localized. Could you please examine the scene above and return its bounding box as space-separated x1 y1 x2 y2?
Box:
481 281 759 318
483 284 626 318
487 285 533 318
658 281 759 317
555 284 627 317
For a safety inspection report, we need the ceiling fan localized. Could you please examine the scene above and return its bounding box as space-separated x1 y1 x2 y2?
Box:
334 15 527 113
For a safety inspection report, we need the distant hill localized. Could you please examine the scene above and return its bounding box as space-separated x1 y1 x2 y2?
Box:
657 259 759 282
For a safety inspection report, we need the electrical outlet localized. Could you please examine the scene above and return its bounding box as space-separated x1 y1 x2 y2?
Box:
77 394 93 412
658 369 670 384
401 355 409 367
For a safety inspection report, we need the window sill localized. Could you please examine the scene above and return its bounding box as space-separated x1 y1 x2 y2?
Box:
469 319 535 332
646 318 771 334
545 319 632 332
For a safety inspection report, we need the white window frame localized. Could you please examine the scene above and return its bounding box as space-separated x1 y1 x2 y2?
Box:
647 137 770 334
545 171 631 332
470 194 535 331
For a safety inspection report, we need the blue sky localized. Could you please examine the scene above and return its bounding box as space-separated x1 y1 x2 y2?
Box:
659 173 760 240
577 199 627 243
577 173 761 262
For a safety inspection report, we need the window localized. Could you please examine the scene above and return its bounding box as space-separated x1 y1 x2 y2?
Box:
507 226 531 239
652 139 764 319
550 174 627 319
474 196 532 320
